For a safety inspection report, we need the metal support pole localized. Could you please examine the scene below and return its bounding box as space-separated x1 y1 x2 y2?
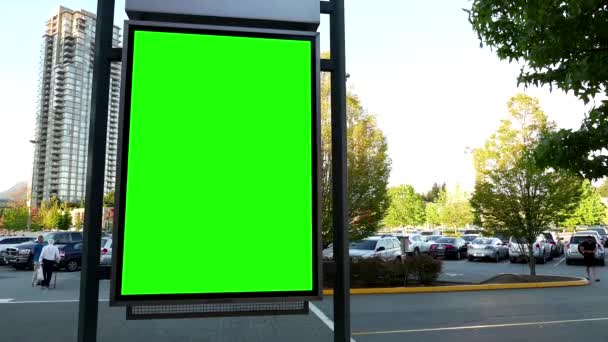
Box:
77 0 115 341
329 0 350 341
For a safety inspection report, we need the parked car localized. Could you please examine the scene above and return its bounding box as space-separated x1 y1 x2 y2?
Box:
323 236 403 261
565 233 605 266
0 236 36 265
404 234 426 256
508 235 552 264
577 230 604 248
461 234 480 244
429 237 468 260
585 227 608 247
97 237 113 279
542 232 564 257
467 237 508 262
420 235 443 253
5 231 83 270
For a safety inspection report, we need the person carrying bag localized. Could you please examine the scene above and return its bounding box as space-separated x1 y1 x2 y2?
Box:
39 239 60 289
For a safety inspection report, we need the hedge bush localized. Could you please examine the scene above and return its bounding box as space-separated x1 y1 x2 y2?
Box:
323 255 442 288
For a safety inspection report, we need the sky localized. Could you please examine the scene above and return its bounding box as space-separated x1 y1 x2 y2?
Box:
0 0 592 194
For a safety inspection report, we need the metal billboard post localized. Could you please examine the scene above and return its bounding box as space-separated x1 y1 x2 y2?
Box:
323 0 351 341
77 0 116 341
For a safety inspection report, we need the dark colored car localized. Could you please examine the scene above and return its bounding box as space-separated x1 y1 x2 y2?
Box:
5 231 83 271
587 227 608 247
430 237 468 260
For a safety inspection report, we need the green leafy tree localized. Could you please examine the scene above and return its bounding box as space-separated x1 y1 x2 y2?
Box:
320 69 391 244
425 202 441 228
383 185 426 228
562 180 607 229
57 207 72 231
466 0 608 179
470 94 582 275
103 191 115 207
1 202 29 231
437 187 475 230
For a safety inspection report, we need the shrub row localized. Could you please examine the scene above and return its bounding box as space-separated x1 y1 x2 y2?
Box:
323 255 442 288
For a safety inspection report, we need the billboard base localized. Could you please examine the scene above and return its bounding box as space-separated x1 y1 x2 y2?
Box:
126 301 309 320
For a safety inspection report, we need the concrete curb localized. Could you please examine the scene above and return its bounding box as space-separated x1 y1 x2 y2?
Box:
322 278 589 295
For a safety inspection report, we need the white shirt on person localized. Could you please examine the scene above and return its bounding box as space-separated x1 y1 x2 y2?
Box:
39 244 60 263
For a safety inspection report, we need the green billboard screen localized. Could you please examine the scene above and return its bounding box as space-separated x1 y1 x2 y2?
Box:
112 23 320 304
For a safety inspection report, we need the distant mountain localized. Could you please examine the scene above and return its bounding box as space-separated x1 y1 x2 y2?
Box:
0 181 28 201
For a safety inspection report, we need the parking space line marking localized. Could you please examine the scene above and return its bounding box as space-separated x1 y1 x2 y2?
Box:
0 299 109 304
554 257 566 267
0 299 14 303
309 303 357 342
352 317 608 336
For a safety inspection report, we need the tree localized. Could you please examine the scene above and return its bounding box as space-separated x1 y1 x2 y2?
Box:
425 202 441 228
320 69 391 245
421 182 446 203
103 191 115 207
1 202 29 231
57 207 72 231
74 215 84 230
470 94 582 275
467 0 608 179
383 185 426 228
438 186 475 230
562 180 607 229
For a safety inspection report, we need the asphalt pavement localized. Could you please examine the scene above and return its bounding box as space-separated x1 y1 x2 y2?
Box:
1 256 607 342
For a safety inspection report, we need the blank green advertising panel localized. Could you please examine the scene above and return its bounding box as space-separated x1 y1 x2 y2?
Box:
114 24 320 303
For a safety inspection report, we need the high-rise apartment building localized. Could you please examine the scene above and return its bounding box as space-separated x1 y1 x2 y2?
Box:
31 7 121 207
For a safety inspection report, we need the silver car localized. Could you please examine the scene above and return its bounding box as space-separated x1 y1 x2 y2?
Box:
0 236 36 265
467 238 508 262
323 236 403 261
508 235 552 264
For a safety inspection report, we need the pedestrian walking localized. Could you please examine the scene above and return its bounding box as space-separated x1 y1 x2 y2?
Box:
31 235 44 286
578 236 600 282
39 239 60 289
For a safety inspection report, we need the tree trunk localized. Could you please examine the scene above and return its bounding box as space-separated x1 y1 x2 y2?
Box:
527 245 536 276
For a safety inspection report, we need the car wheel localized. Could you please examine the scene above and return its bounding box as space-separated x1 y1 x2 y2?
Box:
66 260 79 272
495 253 500 263
566 258 573 265
414 248 420 256
510 257 517 263
467 256 474 262
395 256 402 262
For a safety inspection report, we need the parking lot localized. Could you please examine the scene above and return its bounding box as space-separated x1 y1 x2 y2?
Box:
1 254 608 342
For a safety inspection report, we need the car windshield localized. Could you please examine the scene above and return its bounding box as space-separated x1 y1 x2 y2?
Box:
462 236 477 242
571 236 595 244
437 238 456 244
349 240 377 250
472 238 493 245
428 236 441 241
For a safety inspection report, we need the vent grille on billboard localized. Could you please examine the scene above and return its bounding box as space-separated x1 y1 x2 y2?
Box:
126 301 309 319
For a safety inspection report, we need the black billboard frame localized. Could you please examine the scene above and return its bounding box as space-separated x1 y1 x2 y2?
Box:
109 20 322 306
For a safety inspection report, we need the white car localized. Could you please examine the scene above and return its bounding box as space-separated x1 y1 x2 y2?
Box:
419 235 443 253
404 234 426 256
565 233 605 266
322 236 403 261
508 235 552 264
